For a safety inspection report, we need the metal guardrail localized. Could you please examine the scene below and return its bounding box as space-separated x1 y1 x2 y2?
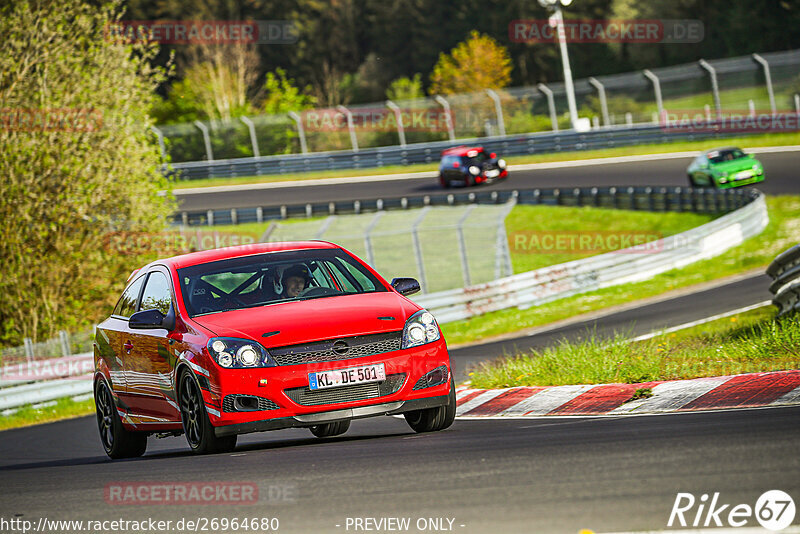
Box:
0 353 93 412
413 190 767 323
767 244 800 317
166 119 800 181
177 184 755 226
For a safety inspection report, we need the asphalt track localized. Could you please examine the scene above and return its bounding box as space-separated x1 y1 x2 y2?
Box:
176 149 799 212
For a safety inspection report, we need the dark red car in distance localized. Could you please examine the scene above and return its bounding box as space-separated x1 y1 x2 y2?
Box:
438 146 508 188
94 241 456 458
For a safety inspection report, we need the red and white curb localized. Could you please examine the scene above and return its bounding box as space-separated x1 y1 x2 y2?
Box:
455 370 800 417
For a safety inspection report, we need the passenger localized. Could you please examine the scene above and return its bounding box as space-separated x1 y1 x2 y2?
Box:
278 264 311 298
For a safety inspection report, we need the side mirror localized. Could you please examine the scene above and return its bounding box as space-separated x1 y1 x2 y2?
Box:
390 277 421 296
129 306 175 330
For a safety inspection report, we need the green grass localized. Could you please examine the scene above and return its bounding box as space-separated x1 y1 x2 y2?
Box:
468 305 800 388
0 396 94 431
171 131 800 191
442 195 800 346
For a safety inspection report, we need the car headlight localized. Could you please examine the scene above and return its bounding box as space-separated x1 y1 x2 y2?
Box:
468 166 480 175
497 159 506 169
402 310 441 349
207 338 275 368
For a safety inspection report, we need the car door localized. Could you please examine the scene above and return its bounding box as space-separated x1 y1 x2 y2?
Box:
123 268 181 423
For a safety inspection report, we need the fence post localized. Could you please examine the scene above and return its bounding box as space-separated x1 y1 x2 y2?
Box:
240 115 260 158
150 125 167 162
385 100 406 146
456 205 477 287
193 120 214 161
59 330 71 357
752 53 776 114
315 216 336 239
364 212 384 267
287 111 308 154
337 105 359 152
495 198 517 279
642 69 664 120
485 89 506 137
748 100 756 118
23 337 34 363
588 77 610 127
411 207 431 291
698 59 722 120
537 83 558 132
434 96 456 141
794 94 800 117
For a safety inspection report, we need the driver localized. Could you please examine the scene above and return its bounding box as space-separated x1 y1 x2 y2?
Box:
279 264 311 298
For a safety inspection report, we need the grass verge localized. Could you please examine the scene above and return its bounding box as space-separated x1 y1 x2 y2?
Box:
171 131 800 191
442 195 800 346
469 305 800 389
0 396 95 432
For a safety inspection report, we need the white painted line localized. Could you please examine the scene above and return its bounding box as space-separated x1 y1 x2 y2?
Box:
171 145 800 196
609 376 733 414
455 389 507 415
629 300 773 342
772 384 800 406
505 384 595 416
456 388 479 401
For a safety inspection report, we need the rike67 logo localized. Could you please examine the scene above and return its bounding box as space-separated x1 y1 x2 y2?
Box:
668 490 796 530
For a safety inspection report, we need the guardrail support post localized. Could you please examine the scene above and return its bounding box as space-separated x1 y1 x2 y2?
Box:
385 100 406 146
240 116 260 158
752 53 776 114
642 69 664 120
486 89 506 137
193 120 214 161
587 77 610 127
150 125 167 162
434 96 456 141
698 59 722 120
537 83 558 132
456 205 477 287
411 207 431 291
287 111 308 154
337 105 359 152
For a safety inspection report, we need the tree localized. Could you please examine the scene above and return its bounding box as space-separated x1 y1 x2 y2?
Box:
429 31 513 95
386 74 425 101
262 68 317 114
0 0 176 346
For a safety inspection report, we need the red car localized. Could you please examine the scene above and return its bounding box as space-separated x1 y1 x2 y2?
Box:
93 242 455 458
438 146 508 188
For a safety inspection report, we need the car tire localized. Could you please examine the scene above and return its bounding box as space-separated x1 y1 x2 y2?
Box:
404 377 456 433
179 370 237 455
95 380 148 459
309 420 350 438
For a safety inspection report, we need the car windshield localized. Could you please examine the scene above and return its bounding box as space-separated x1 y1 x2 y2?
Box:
707 149 745 163
177 249 387 317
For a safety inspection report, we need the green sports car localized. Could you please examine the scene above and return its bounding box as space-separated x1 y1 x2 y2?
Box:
686 147 765 188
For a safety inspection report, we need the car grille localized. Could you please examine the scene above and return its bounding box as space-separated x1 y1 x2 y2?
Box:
268 331 402 366
283 373 406 406
222 394 280 413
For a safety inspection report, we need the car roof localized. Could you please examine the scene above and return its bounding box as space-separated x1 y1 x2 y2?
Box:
704 146 741 155
441 146 484 157
144 241 340 270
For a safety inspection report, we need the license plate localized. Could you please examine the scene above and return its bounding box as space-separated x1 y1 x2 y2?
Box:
486 169 500 178
735 170 753 180
308 363 386 390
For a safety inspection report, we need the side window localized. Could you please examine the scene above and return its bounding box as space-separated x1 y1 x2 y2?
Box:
333 258 379 292
140 271 172 315
113 275 145 318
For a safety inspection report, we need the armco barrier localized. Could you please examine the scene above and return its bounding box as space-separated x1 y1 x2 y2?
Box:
176 185 754 226
413 190 767 323
167 118 800 181
767 244 800 317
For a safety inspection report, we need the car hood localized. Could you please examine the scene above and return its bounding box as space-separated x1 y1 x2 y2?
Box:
190 291 419 348
710 157 758 173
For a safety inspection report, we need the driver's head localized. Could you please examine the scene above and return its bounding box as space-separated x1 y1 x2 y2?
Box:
282 264 311 297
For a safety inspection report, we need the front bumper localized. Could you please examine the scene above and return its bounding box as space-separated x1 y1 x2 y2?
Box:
717 171 764 188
